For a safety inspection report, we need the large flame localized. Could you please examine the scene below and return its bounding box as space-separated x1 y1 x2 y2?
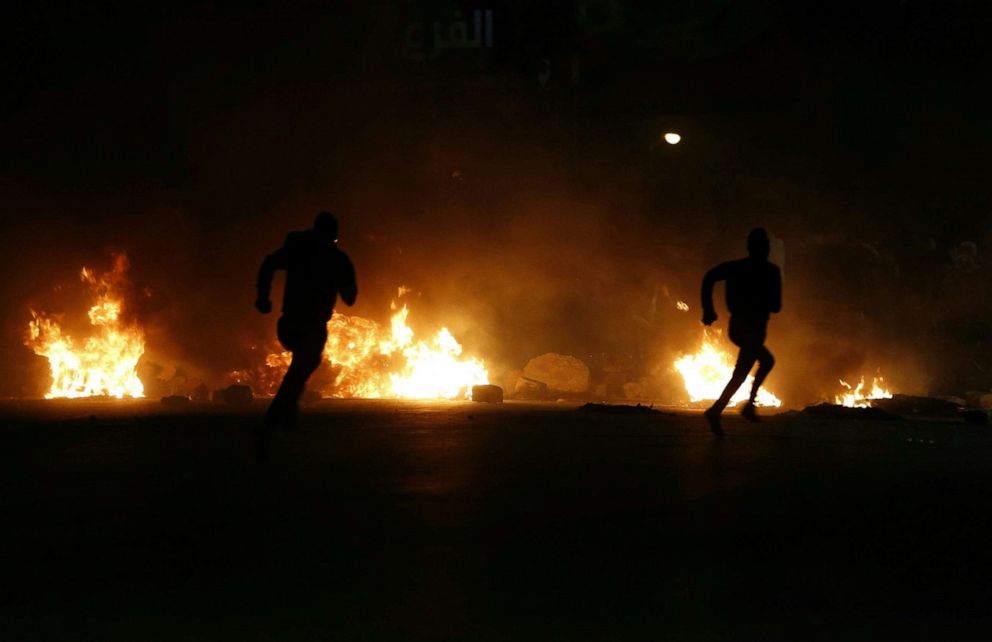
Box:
251 289 488 399
835 375 892 408
26 254 145 399
673 330 782 407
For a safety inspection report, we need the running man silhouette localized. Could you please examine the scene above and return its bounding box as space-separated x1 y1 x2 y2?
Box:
700 228 781 436
255 212 357 433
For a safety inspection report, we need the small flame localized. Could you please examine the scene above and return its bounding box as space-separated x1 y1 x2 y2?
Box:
673 330 781 407
835 375 892 408
676 300 689 312
26 254 145 399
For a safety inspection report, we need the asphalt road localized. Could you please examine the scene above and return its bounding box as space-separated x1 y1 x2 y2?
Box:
1 399 990 641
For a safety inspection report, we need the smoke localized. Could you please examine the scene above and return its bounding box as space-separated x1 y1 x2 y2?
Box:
3 70 987 405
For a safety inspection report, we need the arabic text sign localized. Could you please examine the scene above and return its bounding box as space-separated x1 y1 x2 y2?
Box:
404 9 494 61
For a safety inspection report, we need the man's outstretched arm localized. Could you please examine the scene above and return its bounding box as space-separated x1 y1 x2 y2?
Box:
255 245 289 313
701 263 729 325
338 253 358 306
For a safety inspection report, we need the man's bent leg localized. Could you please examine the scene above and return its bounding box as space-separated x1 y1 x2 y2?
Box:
710 346 759 414
268 320 327 426
270 350 321 423
749 346 775 403
705 346 758 437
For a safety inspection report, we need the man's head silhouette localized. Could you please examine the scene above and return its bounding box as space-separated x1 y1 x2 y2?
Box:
747 228 770 260
314 211 339 243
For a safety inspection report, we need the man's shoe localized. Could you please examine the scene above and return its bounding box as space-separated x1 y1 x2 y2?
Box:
740 401 760 423
704 407 724 438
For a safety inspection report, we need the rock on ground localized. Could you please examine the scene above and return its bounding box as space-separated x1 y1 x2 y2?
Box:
522 353 590 394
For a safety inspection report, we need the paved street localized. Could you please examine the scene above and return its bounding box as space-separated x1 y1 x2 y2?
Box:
2 400 990 640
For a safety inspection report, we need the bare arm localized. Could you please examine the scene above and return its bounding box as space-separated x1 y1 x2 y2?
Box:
338 253 358 306
701 263 729 325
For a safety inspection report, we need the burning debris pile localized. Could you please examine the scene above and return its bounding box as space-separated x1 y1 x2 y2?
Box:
25 253 146 399
834 375 893 408
232 289 489 400
16 253 908 411
16 253 923 411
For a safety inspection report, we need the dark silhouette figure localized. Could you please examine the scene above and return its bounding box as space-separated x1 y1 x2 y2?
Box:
255 212 357 437
700 228 781 436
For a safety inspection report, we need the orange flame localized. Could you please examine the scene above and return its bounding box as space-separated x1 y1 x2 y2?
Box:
253 289 489 399
26 254 145 399
673 330 781 407
835 375 892 408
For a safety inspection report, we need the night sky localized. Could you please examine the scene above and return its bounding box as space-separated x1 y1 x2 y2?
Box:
4 1 992 401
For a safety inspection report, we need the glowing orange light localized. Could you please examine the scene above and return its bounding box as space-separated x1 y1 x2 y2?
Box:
252 288 488 400
835 375 892 408
26 254 145 399
673 330 781 407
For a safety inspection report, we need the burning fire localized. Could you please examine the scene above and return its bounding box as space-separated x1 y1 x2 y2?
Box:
26 254 145 399
676 300 690 312
253 289 489 399
673 330 782 407
835 375 892 408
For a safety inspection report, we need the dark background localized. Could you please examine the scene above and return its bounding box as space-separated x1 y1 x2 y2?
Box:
4 1 992 403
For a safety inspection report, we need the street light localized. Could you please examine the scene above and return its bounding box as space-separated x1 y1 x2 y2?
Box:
663 132 681 145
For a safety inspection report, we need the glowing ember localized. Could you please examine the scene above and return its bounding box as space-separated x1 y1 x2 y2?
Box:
835 375 892 408
256 289 489 399
673 330 781 407
26 254 145 399
676 300 689 312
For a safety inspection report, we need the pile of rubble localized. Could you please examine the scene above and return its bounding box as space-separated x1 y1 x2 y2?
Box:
486 352 656 403
800 393 992 425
